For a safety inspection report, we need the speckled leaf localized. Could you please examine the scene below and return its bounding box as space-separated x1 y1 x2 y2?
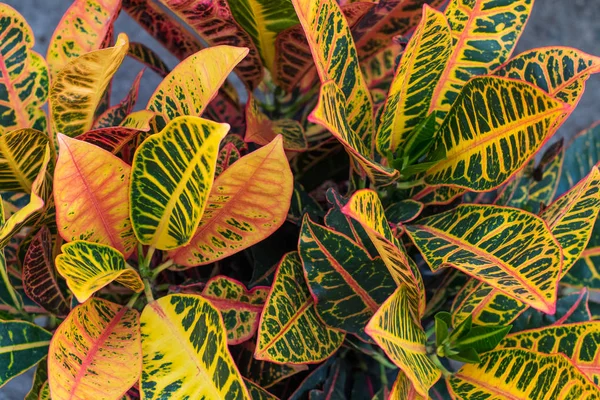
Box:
405 204 563 313
140 294 249 399
299 216 395 337
201 276 268 345
54 133 136 256
0 4 49 132
127 42 170 77
55 240 143 303
0 128 48 193
366 285 441 396
169 135 292 265
48 298 141 400
255 252 345 364
426 76 568 191
92 69 143 129
130 116 227 250
0 320 51 388
50 33 129 138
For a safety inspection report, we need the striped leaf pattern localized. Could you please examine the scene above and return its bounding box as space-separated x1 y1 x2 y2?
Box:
342 189 426 316
77 126 145 155
244 379 278 400
299 216 396 337
55 241 144 303
429 0 532 113
228 0 298 70
159 0 263 89
146 46 247 127
0 320 51 388
405 204 563 313
389 371 426 400
50 33 129 138
255 252 345 364
292 0 374 145
46 0 121 76
22 226 69 317
201 276 269 345
448 348 600 399
54 133 136 256
215 142 241 177
376 5 451 156
92 69 143 129
169 136 292 265
140 294 249 399
130 116 228 250
127 42 170 78
366 286 441 396
558 122 600 197
48 298 141 400
424 76 568 191
0 128 48 193
0 4 49 133
311 82 398 185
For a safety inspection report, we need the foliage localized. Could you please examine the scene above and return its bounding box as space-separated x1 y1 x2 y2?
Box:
1 0 600 399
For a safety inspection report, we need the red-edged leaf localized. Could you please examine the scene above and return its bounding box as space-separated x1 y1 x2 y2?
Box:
92 69 144 129
77 127 147 155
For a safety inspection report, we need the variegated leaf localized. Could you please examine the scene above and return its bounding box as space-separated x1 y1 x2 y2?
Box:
244 379 279 400
140 294 249 399
255 252 345 364
48 298 141 400
55 240 143 303
405 204 563 313
25 358 47 400
54 133 136 256
169 135 292 265
0 128 48 193
558 122 600 197
127 42 170 77
389 370 426 400
77 126 146 155
0 4 49 132
92 69 143 129
130 116 228 250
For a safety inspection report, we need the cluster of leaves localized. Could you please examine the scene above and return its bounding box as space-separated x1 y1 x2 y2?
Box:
1 0 600 398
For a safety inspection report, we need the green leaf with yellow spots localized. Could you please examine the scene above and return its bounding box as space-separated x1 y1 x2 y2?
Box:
200 276 269 345
0 129 48 193
0 320 51 388
342 189 426 317
424 76 568 191
140 294 249 399
55 240 144 303
447 348 600 399
54 133 137 256
255 252 345 364
244 379 279 400
169 135 293 265
429 0 533 114
130 116 228 250
146 45 248 128
46 0 121 76
50 33 128 138
0 4 49 133
388 370 426 400
376 5 451 156
48 298 141 400
299 215 395 338
366 285 441 397
405 204 563 313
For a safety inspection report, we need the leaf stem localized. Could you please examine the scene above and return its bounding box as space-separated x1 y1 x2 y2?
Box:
126 292 141 308
395 178 425 189
151 259 174 280
143 279 154 303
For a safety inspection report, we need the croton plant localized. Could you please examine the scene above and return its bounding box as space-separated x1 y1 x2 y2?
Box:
1 0 600 398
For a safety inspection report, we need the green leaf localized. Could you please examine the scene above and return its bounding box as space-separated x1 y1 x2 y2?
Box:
384 200 423 224
558 122 600 197
453 325 511 354
25 358 47 400
435 314 449 347
448 347 480 364
449 314 472 342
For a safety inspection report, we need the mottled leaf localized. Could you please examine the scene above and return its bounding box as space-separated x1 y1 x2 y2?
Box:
0 128 48 193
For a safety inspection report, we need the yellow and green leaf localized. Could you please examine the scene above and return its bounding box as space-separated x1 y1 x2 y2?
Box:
558 122 600 197
140 294 249 399
405 204 563 313
215 142 242 177
201 276 269 345
92 69 144 129
169 135 292 265
54 133 136 256
0 4 49 133
77 126 146 155
55 240 144 303
429 0 533 113
255 252 344 364
0 128 48 193
342 189 426 317
424 76 568 191
299 215 395 338
376 5 451 156
0 320 51 388
447 348 600 399
146 45 248 127
127 42 170 78
130 116 227 250
48 298 141 400
244 378 279 400
366 285 441 397
47 0 122 76
389 370 426 400
50 33 129 138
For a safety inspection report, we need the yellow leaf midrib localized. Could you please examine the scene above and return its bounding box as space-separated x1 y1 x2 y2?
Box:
0 340 49 354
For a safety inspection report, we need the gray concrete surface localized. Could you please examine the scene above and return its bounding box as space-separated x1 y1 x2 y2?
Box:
2 0 600 398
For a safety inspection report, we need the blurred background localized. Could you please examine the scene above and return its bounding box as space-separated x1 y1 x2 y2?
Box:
2 0 600 397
